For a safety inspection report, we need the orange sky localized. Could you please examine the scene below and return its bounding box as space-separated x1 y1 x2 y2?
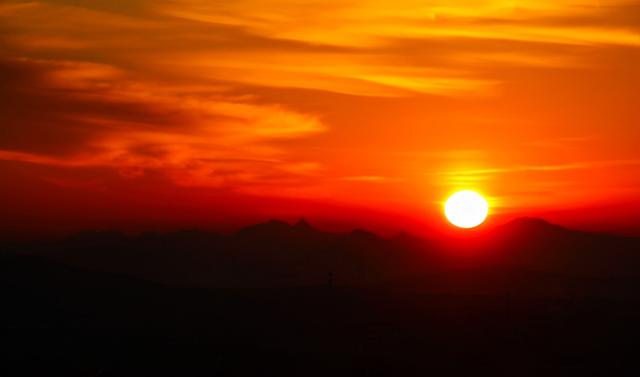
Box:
1 0 639 237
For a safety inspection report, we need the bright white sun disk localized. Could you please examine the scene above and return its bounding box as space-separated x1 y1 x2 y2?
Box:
444 190 489 228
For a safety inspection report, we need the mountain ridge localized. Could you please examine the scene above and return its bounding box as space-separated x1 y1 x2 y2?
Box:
2 216 637 290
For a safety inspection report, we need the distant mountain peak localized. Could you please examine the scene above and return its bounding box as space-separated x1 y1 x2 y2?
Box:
349 228 378 240
505 217 570 232
392 231 422 244
235 219 290 237
265 219 289 227
496 217 578 241
509 217 554 226
294 218 313 230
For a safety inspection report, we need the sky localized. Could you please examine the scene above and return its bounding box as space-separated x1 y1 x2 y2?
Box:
1 0 639 237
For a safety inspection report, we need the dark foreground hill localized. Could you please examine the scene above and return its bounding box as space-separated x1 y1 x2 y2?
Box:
2 218 640 376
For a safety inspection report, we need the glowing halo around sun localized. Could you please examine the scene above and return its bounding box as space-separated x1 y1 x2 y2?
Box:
444 190 489 229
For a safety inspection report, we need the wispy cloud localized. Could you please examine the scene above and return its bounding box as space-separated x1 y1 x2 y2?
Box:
0 0 639 221
439 159 640 178
0 56 326 190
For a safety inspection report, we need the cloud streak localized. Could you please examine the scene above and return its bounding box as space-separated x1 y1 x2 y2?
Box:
0 55 326 190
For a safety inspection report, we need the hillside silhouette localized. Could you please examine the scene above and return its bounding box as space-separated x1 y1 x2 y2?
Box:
2 218 640 376
7 217 639 290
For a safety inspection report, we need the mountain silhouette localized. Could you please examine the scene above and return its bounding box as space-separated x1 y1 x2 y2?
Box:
3 218 640 376
3 217 638 290
485 217 640 278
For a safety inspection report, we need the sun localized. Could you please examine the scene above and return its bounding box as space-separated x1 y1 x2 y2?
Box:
444 190 489 229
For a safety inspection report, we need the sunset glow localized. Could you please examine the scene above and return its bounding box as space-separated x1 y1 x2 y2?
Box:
445 190 489 229
1 0 639 237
